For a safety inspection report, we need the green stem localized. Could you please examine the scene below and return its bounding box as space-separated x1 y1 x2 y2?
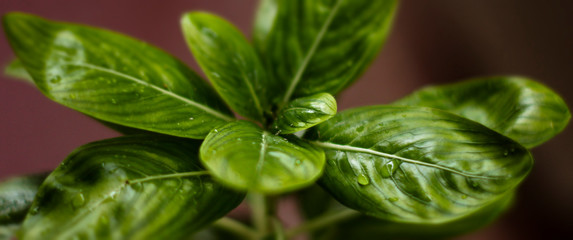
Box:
285 209 360 238
212 217 258 240
249 193 268 235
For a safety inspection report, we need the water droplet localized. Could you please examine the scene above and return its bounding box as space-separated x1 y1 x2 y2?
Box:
50 76 61 83
380 160 400 178
461 195 468 199
213 129 219 133
356 126 365 132
357 174 370 186
100 215 110 226
189 117 195 120
295 159 302 166
503 150 509 156
30 206 40 215
237 138 242 141
69 94 76 100
388 197 399 202
72 193 86 208
111 99 117 104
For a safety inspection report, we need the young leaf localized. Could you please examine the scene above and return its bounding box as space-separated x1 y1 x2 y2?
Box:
394 76 571 148
306 106 533 223
272 93 337 134
200 121 325 194
181 12 274 123
3 13 234 139
254 0 398 105
4 58 32 83
0 173 47 225
20 136 244 239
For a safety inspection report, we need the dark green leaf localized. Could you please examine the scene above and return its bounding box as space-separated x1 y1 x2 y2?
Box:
328 192 515 240
254 0 397 105
4 58 32 83
200 121 325 193
3 13 234 139
394 76 571 148
20 136 244 239
306 105 532 223
181 12 274 123
0 173 47 224
272 93 337 134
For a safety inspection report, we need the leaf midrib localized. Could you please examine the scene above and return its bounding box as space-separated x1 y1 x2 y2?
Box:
280 0 343 106
312 141 500 180
66 62 234 121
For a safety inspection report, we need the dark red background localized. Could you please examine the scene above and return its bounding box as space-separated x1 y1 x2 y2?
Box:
1 0 572 239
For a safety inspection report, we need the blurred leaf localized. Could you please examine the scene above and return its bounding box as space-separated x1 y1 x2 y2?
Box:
200 121 325 194
182 12 275 123
253 0 397 105
0 173 47 224
272 93 336 134
326 192 515 240
394 76 571 148
3 13 234 139
20 136 244 239
306 105 532 223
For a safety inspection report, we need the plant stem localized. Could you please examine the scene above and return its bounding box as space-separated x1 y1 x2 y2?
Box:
249 193 268 235
212 217 258 239
285 209 360 238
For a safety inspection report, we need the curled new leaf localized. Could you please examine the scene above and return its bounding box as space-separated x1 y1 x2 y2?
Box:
200 121 325 194
272 93 337 134
254 0 397 105
20 136 244 239
182 12 275 123
3 13 234 139
306 106 532 223
394 76 571 148
0 173 47 225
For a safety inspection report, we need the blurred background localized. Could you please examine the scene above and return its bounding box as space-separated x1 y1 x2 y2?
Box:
0 0 571 239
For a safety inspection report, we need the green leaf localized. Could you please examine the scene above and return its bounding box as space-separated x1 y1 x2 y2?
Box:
328 192 515 240
394 76 571 148
181 12 274 123
3 58 152 135
253 0 278 54
0 173 47 225
20 136 244 239
306 105 532 223
254 0 398 105
3 13 234 139
4 58 33 83
200 121 325 194
272 93 337 134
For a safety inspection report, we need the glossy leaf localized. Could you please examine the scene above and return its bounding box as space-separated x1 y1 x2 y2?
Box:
272 93 337 134
306 105 533 223
328 192 515 240
200 121 325 193
182 12 273 123
254 0 397 105
20 136 244 239
0 173 47 224
4 58 32 83
394 76 571 148
3 13 234 139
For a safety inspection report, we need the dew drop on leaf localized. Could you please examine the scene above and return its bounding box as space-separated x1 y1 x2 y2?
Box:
295 159 302 166
388 197 399 202
357 174 370 186
72 193 86 208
